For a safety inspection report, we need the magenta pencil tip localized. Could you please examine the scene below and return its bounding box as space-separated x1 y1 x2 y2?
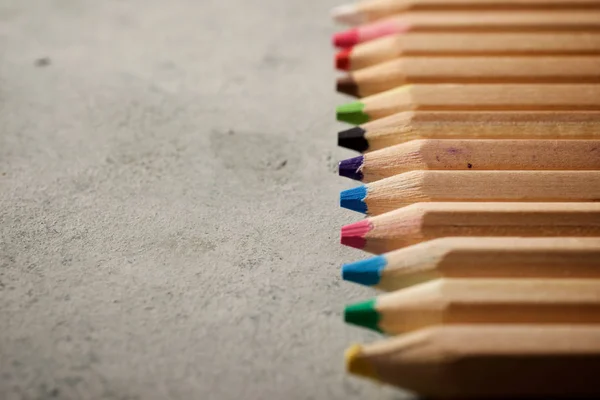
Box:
341 220 371 249
333 28 359 48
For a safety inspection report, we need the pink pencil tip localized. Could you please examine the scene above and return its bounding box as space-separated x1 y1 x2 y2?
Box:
341 236 367 249
333 28 359 48
340 220 371 249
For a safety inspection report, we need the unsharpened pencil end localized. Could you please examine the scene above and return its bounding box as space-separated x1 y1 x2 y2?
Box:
338 127 369 152
341 185 368 213
339 155 364 181
346 344 379 381
341 219 371 249
333 28 359 48
337 75 359 97
342 256 386 286
336 48 351 71
337 102 369 125
345 298 381 332
331 5 364 25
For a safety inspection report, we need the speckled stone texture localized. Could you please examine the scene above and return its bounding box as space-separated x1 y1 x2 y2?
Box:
0 1 410 399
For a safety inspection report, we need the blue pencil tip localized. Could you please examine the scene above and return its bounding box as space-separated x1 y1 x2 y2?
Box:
342 256 387 286
340 185 367 213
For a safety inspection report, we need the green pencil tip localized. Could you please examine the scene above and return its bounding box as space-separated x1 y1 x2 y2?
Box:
344 298 382 333
337 101 369 125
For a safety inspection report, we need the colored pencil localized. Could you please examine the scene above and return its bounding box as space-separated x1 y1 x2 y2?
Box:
340 202 600 254
340 171 600 215
333 10 600 47
344 278 600 335
346 325 600 398
332 0 600 25
339 140 600 182
341 237 600 290
336 84 600 125
337 32 600 71
337 111 600 152
337 56 600 97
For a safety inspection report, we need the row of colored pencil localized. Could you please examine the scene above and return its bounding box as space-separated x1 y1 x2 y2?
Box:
331 1 600 398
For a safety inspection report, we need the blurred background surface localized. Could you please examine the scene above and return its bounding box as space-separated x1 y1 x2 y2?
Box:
0 1 404 399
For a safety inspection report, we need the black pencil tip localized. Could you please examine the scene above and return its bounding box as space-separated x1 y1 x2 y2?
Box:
338 127 368 152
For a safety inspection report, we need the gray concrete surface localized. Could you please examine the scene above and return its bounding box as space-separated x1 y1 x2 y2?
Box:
0 1 409 399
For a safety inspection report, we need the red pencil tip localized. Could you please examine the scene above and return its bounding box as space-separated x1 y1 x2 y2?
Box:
334 28 359 48
340 220 371 249
336 48 352 70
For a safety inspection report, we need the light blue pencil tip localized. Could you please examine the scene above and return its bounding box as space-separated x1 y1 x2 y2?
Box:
342 256 387 286
340 185 367 213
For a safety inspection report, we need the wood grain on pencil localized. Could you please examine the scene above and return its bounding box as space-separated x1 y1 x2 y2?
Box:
337 56 600 97
338 111 600 151
341 237 600 291
332 0 600 25
346 325 600 398
341 171 600 215
333 10 600 47
339 32 600 71
336 84 600 124
340 202 600 254
339 139 600 181
344 278 600 334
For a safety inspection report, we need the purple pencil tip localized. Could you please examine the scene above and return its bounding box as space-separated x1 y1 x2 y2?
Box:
339 155 364 181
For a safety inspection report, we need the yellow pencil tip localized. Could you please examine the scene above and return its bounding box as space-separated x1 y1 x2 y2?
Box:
345 344 379 381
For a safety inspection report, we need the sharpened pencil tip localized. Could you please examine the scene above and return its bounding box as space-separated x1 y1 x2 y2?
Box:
345 298 381 332
331 5 364 25
339 155 364 181
342 256 386 286
337 75 359 97
346 344 380 381
336 48 352 71
333 28 359 48
341 219 371 249
338 127 369 152
341 186 368 213
341 235 367 249
337 102 369 125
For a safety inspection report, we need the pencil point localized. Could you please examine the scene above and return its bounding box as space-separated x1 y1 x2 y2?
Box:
342 256 386 286
337 75 359 97
345 298 381 332
337 102 369 125
341 219 371 249
339 155 364 181
336 48 352 71
341 186 368 213
331 5 364 25
346 344 379 381
338 127 369 152
333 28 359 48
